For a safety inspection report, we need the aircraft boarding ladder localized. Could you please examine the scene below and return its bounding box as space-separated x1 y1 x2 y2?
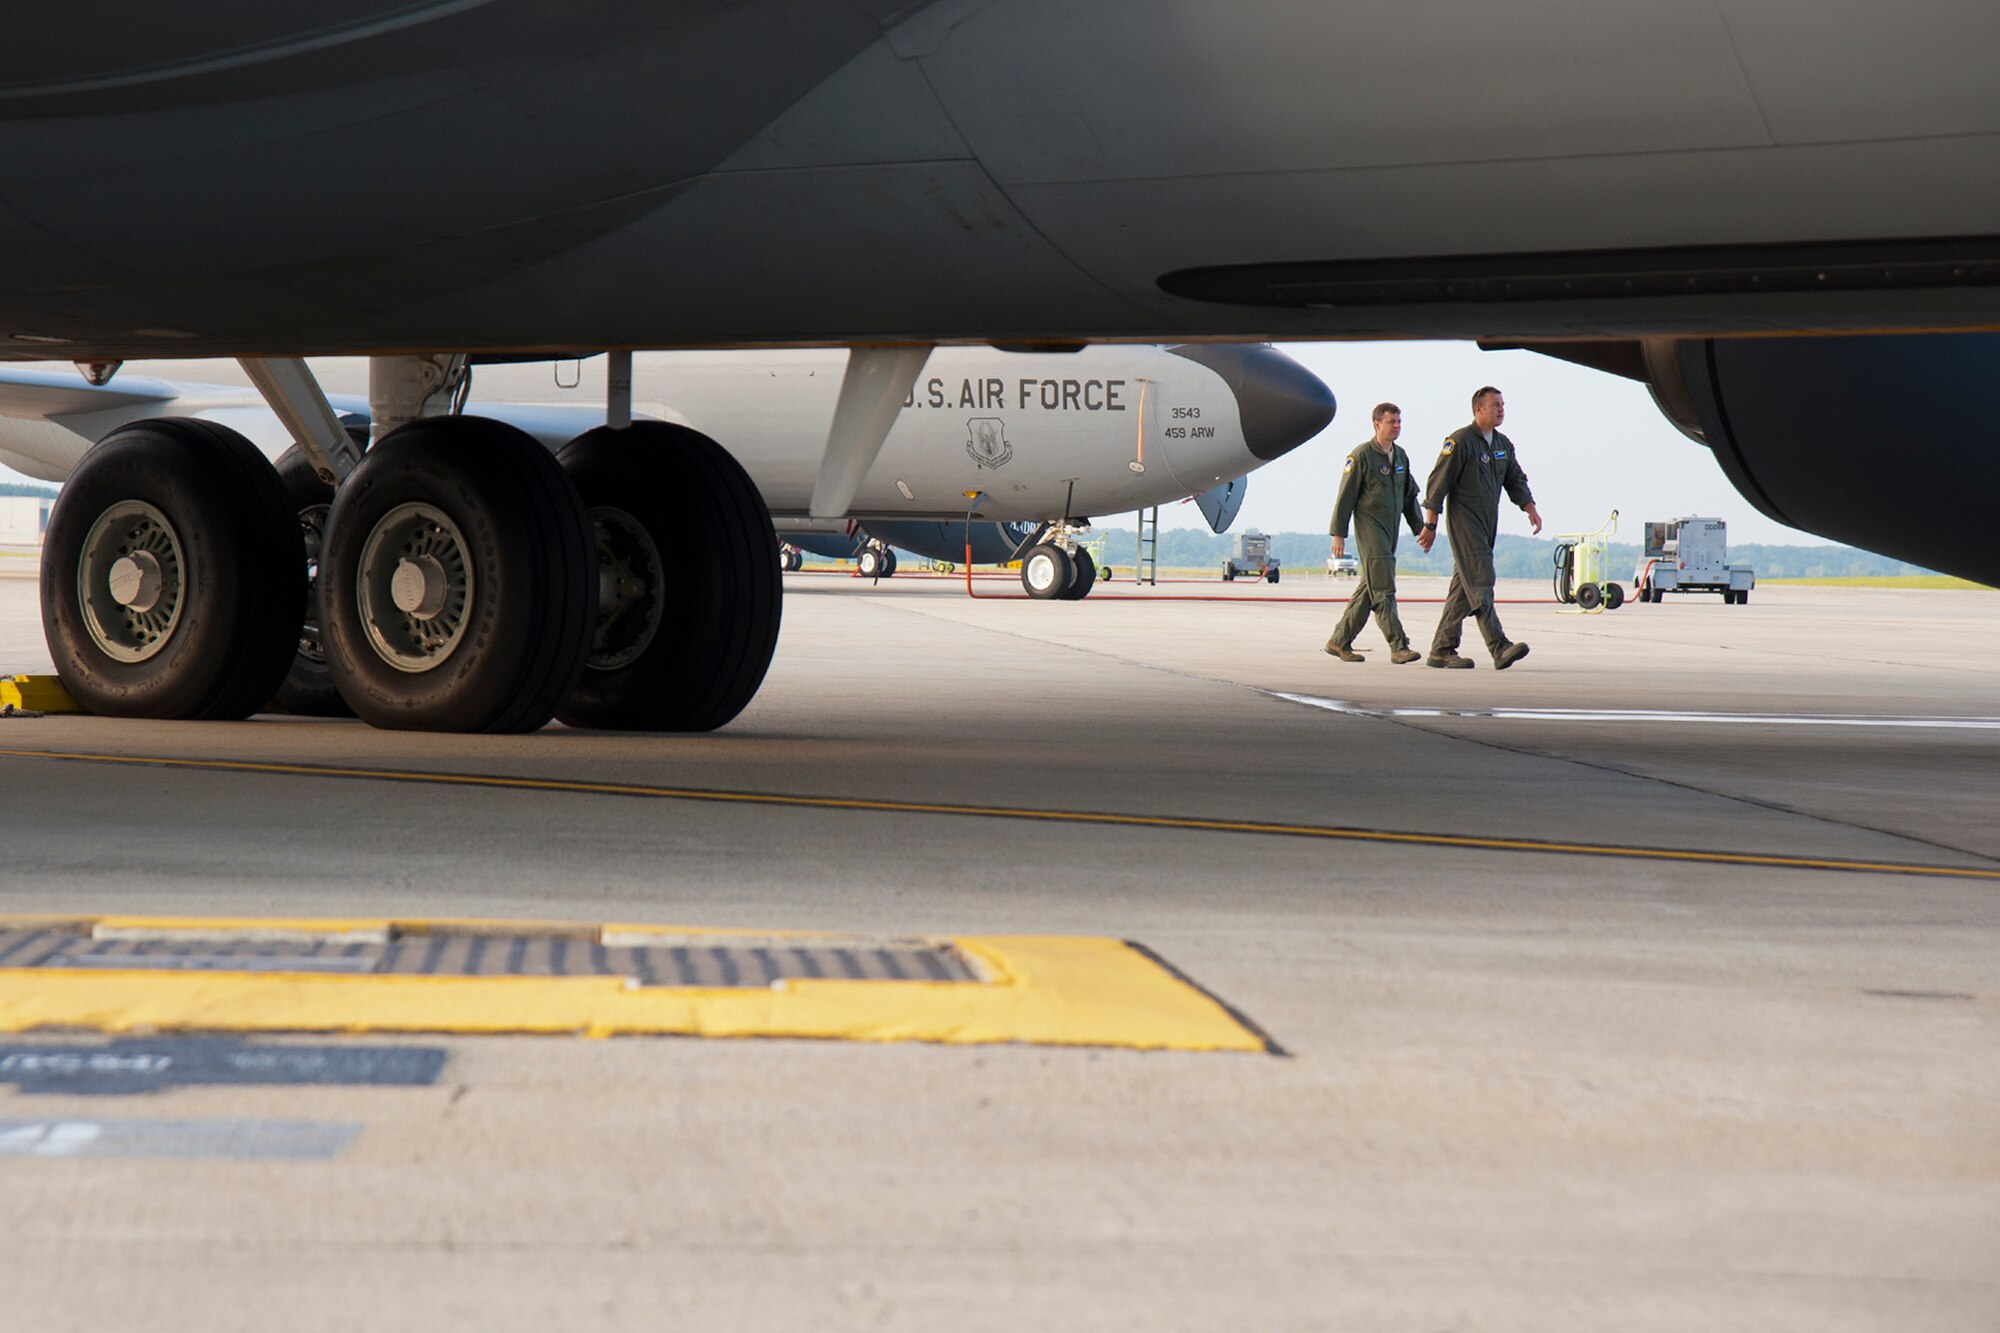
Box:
1135 506 1159 586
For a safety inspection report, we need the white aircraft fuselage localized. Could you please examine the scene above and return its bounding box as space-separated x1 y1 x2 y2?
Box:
0 346 1332 525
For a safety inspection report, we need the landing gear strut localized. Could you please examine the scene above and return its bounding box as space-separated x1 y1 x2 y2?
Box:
269 434 368 716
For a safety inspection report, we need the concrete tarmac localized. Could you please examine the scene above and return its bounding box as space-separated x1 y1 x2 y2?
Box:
1 559 1996 1331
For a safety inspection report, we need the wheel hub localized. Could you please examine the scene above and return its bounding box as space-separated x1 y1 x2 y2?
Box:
390 555 450 618
588 507 663 672
106 551 164 612
356 502 474 674
77 500 185 664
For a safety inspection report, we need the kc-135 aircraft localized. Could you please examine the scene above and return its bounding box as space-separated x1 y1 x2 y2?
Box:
1 3 1996 732
0 344 1322 711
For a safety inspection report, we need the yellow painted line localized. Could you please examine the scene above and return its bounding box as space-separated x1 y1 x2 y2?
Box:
0 917 1274 1054
2 745 1997 883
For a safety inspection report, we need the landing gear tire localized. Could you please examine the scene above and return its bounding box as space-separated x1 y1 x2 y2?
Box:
1603 581 1625 610
556 422 781 732
857 547 885 579
879 548 898 578
1222 563 1237 582
269 442 363 716
1265 567 1280 585
321 416 594 733
781 547 804 573
42 418 303 719
1576 582 1604 611
1022 544 1073 599
1057 548 1097 600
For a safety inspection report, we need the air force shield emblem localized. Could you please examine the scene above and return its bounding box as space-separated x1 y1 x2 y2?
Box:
966 417 1013 469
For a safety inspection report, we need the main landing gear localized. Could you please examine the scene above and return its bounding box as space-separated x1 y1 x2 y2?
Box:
42 390 782 735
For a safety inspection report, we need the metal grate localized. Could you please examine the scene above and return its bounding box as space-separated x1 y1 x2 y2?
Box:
0 927 979 988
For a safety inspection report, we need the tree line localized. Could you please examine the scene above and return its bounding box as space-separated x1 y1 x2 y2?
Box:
1089 526 1940 579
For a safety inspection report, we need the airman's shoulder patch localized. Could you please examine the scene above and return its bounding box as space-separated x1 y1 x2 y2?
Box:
1440 440 1455 455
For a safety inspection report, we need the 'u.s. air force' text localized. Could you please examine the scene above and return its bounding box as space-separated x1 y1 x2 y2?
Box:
905 377 1129 411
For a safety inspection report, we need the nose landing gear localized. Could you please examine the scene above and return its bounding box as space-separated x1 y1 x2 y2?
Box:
1019 521 1099 600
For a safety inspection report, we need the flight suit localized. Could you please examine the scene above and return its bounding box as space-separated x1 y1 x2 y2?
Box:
1424 424 1535 658
1328 439 1425 651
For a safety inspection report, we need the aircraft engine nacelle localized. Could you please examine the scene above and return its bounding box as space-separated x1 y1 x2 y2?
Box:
1517 333 2000 587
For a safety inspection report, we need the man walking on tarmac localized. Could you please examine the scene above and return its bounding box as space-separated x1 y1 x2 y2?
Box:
1325 403 1431 664
1422 386 1542 669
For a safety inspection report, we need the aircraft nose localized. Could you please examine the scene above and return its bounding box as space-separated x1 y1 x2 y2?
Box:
1168 344 1335 460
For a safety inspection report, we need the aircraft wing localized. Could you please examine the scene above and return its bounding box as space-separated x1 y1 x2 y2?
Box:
0 365 185 420
0 361 646 481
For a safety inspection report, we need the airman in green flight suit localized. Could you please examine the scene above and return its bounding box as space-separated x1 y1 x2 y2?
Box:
1422 386 1542 670
1325 402 1430 664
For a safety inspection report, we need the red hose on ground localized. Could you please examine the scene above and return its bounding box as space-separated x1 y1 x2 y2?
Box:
794 560 1555 604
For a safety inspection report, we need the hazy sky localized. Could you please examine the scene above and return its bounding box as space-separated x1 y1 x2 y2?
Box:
1197 341 1809 545
0 341 1813 547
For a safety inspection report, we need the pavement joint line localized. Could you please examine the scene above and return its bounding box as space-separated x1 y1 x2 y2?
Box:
1261 688 2000 871
1271 691 2000 730
2 745 1997 883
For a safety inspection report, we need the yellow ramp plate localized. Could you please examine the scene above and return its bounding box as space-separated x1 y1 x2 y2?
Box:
0 917 1277 1054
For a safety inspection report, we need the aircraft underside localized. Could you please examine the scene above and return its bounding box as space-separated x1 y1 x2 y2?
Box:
4 2 2000 354
8 3 2000 728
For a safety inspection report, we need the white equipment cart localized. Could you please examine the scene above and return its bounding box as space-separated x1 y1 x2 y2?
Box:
1224 530 1281 584
1635 517 1756 604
